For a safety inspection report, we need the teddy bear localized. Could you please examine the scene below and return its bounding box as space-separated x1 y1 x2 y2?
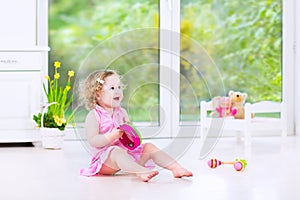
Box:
228 90 248 119
210 96 237 118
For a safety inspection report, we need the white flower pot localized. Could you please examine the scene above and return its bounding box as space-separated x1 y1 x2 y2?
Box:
40 128 65 149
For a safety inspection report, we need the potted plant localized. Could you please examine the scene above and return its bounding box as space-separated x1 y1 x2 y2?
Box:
33 61 76 149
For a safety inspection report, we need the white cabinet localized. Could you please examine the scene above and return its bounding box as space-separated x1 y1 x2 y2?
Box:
0 71 40 129
0 0 49 142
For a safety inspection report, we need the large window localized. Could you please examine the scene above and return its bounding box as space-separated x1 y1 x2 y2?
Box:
49 0 284 137
49 0 160 128
179 0 282 121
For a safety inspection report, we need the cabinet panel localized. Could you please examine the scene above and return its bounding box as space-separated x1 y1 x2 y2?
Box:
0 72 41 129
0 0 37 48
0 52 42 70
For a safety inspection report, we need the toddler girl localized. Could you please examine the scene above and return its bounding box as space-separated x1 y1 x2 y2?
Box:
79 70 193 182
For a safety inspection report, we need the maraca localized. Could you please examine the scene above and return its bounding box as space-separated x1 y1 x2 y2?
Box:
208 158 247 171
119 123 142 150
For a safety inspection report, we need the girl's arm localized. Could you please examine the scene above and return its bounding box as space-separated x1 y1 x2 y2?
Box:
85 111 123 148
121 108 131 124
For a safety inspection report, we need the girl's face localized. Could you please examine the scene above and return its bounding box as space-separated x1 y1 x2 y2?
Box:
96 74 123 111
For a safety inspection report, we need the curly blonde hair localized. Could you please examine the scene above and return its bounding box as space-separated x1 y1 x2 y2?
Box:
80 70 120 110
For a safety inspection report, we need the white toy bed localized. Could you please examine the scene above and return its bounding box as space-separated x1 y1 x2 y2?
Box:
200 100 287 146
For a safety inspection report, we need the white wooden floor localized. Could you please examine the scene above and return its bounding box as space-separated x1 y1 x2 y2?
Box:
0 136 299 200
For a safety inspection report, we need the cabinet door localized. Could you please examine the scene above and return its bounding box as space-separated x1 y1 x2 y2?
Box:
0 72 41 129
0 0 37 48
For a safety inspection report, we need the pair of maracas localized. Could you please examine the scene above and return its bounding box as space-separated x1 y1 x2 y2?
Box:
208 158 248 171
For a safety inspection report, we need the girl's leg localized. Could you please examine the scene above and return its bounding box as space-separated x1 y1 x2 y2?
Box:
101 146 158 182
138 143 193 178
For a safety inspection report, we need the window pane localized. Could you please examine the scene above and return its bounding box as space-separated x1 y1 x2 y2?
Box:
49 0 160 123
180 0 282 121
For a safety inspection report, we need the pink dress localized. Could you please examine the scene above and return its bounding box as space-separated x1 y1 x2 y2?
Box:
80 105 154 176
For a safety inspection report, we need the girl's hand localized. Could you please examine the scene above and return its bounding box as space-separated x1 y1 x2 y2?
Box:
107 127 124 142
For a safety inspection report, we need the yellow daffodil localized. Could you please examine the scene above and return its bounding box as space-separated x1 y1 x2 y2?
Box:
68 70 75 77
53 115 66 126
54 73 60 79
65 86 71 91
44 75 50 80
54 61 61 68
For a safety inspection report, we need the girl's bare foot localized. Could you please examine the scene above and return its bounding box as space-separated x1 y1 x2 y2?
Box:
172 167 193 178
137 170 159 182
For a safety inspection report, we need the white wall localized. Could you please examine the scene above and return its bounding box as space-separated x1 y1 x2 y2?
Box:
296 0 300 136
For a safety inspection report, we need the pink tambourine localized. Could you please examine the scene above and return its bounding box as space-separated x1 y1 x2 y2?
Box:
119 124 142 150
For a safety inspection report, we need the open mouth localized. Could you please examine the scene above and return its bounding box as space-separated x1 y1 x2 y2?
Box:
113 97 120 101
